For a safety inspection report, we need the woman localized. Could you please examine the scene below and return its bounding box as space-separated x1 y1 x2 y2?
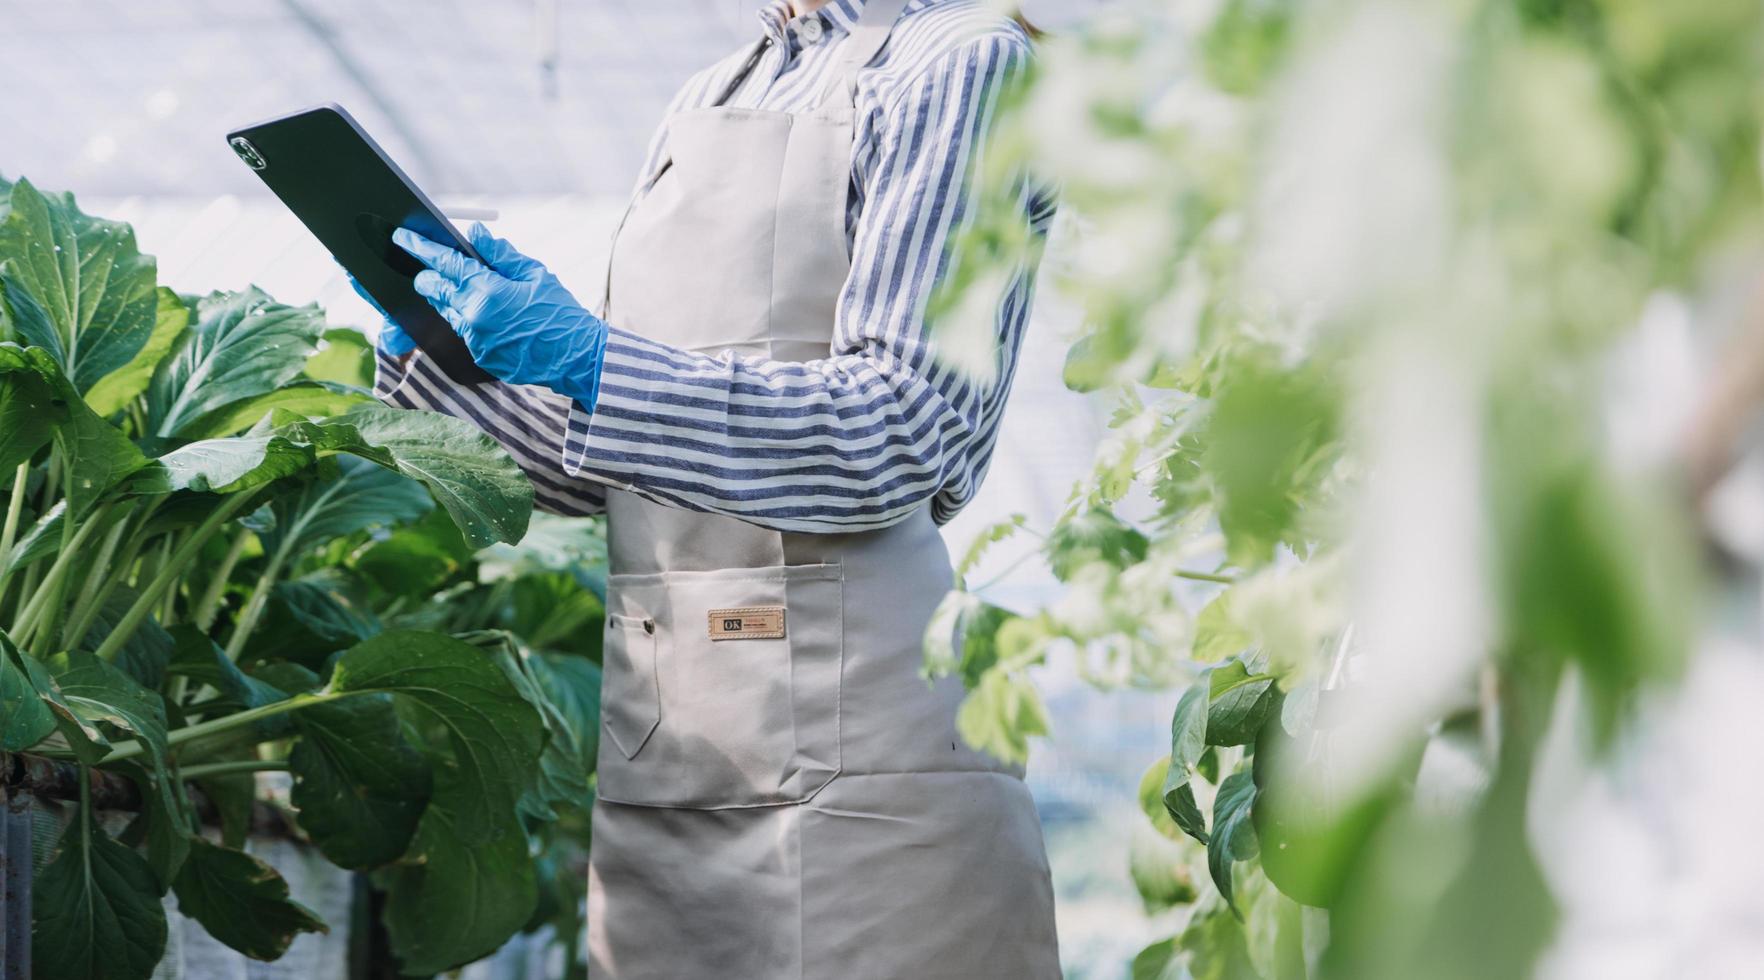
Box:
370 0 1059 976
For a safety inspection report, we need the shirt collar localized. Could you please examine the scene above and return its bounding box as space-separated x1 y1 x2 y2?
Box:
757 0 873 48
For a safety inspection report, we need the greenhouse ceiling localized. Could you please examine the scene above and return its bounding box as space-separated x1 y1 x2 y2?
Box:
0 0 1091 198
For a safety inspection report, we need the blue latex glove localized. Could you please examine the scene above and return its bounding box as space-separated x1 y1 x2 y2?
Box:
344 271 417 357
394 223 609 409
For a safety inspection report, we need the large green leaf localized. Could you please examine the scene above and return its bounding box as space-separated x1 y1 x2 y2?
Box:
1164 779 1209 846
1131 937 1184 980
277 405 533 548
303 327 376 388
112 759 194 893
191 760 259 851
1205 659 1278 747
1162 675 1212 845
0 497 63 577
505 572 607 657
1169 674 1213 772
250 576 382 671
144 287 323 438
1208 770 1260 916
0 629 55 750
1202 353 1338 567
0 342 147 514
84 287 188 417
51 652 190 881
476 511 608 582
330 630 545 843
32 809 169 980
54 397 149 517
0 177 159 394
381 801 538 975
164 626 293 735
0 268 61 363
1174 896 1261 980
529 652 602 778
260 456 432 559
180 380 369 440
289 692 433 869
8 639 110 764
21 341 150 514
469 634 600 820
172 838 328 961
52 652 171 761
924 591 1012 690
351 511 470 599
1046 506 1150 580
73 585 175 689
954 667 1049 764
1192 588 1253 663
133 433 312 495
1251 714 1396 910
0 341 67 471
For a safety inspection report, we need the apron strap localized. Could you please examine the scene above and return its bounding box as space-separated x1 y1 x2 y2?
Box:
819 0 911 108
712 38 772 108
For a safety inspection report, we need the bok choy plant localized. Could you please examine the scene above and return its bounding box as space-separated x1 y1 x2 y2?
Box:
0 174 602 978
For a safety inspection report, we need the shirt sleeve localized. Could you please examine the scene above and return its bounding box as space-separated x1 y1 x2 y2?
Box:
364 47 760 519
564 33 1044 534
374 349 607 518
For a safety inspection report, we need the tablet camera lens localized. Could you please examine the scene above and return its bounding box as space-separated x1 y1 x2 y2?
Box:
230 137 267 171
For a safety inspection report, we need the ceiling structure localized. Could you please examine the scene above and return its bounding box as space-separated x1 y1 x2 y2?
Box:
3 0 1091 199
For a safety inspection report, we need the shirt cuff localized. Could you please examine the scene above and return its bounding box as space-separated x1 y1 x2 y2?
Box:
372 347 417 402
561 326 678 481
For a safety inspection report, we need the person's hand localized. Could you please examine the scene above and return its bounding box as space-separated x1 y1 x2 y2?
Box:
343 271 417 357
393 223 608 404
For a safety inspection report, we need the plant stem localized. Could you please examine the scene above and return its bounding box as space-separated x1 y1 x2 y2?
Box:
62 499 163 647
14 565 41 627
11 501 114 648
130 536 158 589
1175 569 1237 584
59 504 135 649
222 543 292 662
0 462 30 614
192 527 252 632
100 690 341 763
31 467 83 645
178 759 291 781
0 462 27 560
91 492 255 664
38 448 59 514
158 531 187 626
79 761 92 854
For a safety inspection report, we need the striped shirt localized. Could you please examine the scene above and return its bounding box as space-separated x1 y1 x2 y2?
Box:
375 0 1053 531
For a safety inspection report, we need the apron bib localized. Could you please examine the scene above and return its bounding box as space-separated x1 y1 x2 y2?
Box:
586 3 1059 975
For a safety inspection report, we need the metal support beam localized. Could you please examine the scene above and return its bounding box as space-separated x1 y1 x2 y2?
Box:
1 787 31 980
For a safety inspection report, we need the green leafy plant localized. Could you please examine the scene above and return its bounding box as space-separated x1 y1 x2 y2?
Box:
931 0 1761 976
0 175 602 978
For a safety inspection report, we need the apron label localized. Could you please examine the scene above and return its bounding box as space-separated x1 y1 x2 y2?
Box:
707 606 786 640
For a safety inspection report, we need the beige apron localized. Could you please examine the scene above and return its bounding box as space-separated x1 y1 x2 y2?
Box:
585 2 1059 977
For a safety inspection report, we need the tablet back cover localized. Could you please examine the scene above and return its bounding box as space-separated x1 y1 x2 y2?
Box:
226 104 492 384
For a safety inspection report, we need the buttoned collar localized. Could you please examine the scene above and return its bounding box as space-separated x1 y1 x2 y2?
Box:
757 0 885 51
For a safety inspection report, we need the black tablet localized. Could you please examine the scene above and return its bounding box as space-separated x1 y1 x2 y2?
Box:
226 103 492 384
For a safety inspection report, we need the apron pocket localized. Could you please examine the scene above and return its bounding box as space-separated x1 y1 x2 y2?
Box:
603 613 661 760
598 564 843 809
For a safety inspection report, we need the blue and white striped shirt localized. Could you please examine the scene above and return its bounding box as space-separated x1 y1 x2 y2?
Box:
376 0 1052 531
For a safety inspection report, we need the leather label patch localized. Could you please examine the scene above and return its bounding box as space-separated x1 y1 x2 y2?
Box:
708 606 786 640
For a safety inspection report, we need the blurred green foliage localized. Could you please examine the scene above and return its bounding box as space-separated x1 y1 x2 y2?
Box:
929 0 1761 975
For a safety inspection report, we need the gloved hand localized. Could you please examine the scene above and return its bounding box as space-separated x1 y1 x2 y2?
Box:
344 272 417 357
394 223 609 409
